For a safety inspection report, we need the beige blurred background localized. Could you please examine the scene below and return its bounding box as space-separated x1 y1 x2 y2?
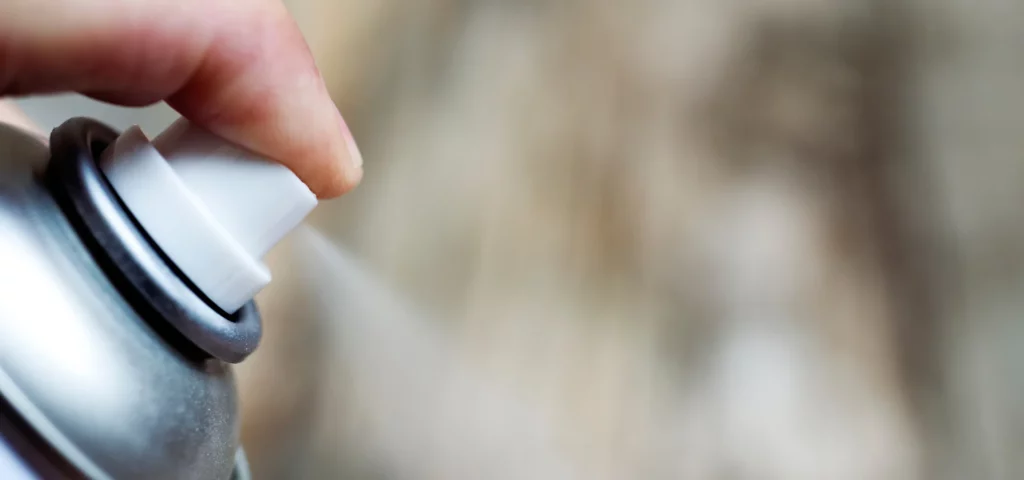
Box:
17 0 1024 479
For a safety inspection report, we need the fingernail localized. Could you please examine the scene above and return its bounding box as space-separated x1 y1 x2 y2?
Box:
337 110 363 168
345 129 363 168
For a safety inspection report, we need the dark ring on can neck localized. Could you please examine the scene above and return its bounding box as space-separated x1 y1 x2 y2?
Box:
43 117 261 364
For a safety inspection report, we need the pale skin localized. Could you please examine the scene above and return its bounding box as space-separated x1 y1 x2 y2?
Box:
0 0 362 199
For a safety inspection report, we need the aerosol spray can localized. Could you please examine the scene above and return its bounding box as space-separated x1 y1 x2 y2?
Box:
0 116 318 479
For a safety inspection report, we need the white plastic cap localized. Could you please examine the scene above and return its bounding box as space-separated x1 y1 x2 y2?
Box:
99 118 317 313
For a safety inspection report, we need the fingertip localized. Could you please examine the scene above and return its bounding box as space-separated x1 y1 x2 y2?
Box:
312 162 363 199
337 164 364 197
277 106 365 199
151 1 362 199
278 98 365 198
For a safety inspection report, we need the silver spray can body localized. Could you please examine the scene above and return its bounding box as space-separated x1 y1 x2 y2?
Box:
0 119 254 479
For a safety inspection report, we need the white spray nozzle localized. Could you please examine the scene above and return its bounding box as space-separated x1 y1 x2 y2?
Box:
100 118 317 313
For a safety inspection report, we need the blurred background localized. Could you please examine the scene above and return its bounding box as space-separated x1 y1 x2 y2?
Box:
16 0 1024 478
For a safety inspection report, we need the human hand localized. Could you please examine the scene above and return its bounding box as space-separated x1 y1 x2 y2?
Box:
0 0 361 198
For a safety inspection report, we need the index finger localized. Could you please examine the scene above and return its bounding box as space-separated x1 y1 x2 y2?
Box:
0 0 361 198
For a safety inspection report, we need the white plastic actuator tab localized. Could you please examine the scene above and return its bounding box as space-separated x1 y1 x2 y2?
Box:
99 118 318 313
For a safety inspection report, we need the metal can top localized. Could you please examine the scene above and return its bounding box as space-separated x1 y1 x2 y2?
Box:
0 122 244 480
